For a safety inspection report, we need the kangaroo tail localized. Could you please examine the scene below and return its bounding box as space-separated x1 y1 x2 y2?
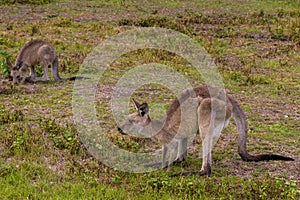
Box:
228 95 294 162
52 58 88 81
52 57 63 81
55 76 88 81
66 76 88 81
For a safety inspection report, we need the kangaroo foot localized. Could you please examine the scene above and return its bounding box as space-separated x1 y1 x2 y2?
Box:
171 169 211 177
20 76 35 83
34 77 50 82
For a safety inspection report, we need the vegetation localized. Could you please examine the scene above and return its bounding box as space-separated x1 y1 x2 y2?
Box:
0 0 299 199
0 0 53 5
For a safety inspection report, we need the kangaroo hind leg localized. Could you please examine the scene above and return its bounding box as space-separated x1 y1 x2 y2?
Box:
51 57 63 81
173 98 214 177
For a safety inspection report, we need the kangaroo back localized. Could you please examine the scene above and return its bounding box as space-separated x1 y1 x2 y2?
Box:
166 86 211 121
15 40 57 67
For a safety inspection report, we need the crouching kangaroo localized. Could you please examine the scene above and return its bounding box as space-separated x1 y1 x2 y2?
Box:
6 39 78 85
118 85 294 176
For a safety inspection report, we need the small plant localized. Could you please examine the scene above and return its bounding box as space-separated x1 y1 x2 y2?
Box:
146 176 173 191
30 25 40 36
8 124 32 154
0 0 53 5
0 162 19 178
0 50 11 77
0 105 24 125
39 117 81 154
2 123 42 156
109 132 141 152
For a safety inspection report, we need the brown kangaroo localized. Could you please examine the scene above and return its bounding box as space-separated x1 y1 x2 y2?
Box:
118 85 294 176
6 39 77 84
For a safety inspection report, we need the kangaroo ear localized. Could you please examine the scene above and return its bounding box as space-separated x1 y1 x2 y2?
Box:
132 98 140 110
139 103 149 117
16 61 23 70
6 58 14 69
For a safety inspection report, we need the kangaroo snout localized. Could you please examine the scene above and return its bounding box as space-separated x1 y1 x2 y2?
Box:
117 127 127 135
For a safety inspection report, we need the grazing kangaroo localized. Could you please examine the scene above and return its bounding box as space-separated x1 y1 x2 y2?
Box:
118 85 294 176
6 39 76 84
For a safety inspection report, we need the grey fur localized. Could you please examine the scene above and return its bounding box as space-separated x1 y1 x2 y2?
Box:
118 85 294 176
6 40 64 84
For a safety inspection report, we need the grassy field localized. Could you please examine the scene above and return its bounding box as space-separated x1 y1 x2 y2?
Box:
0 0 299 199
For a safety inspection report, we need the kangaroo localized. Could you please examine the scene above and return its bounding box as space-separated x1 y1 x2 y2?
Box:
118 85 294 176
6 39 76 85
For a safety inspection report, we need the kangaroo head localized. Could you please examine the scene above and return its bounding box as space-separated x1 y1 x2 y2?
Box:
118 99 151 135
6 58 22 84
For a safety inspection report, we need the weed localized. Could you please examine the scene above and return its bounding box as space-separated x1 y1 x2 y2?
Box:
0 0 53 5
53 17 74 28
30 25 40 36
0 163 16 177
0 105 24 125
109 133 141 152
119 15 194 35
7 124 34 155
0 50 11 77
38 117 81 154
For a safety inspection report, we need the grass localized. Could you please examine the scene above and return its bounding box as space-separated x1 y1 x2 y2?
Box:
0 0 54 4
0 0 299 199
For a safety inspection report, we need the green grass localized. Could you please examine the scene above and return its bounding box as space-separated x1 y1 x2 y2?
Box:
0 0 299 199
0 0 54 4
0 165 298 199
